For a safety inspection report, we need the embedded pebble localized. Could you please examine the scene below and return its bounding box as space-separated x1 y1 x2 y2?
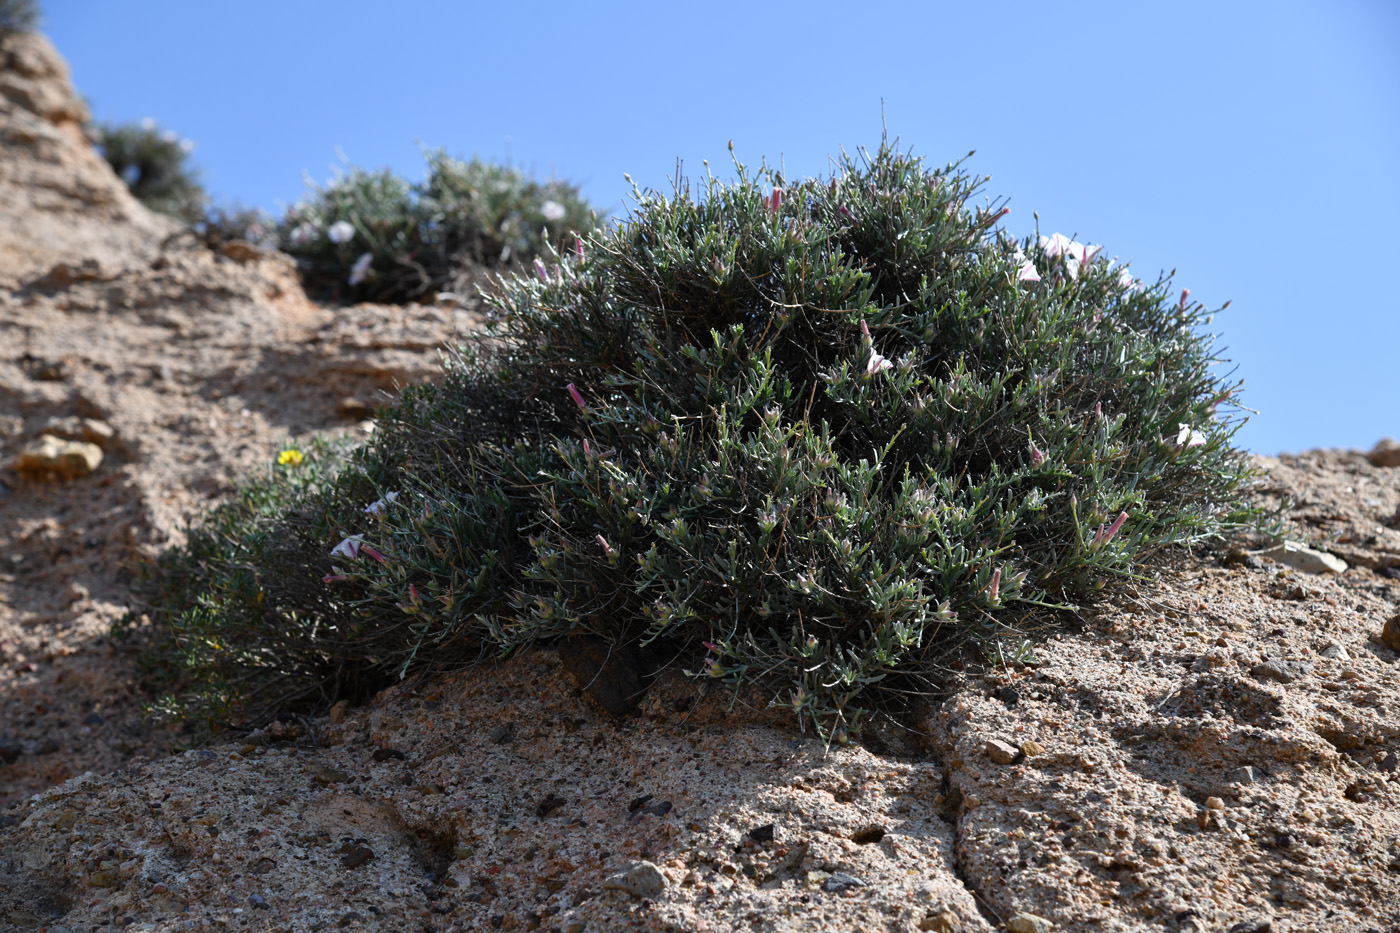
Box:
1007 912 1053 933
1251 659 1311 684
603 860 666 898
985 738 1019 765
1381 615 1400 653
823 871 866 893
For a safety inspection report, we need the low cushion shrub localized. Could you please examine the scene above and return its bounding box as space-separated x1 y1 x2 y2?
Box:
136 140 1263 740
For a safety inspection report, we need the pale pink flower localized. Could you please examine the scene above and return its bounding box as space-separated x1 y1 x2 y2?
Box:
859 319 891 375
1030 440 1046 466
1117 268 1139 291
1014 249 1040 283
288 223 317 248
1176 423 1207 448
327 220 355 245
330 536 363 560
348 252 373 286
364 491 399 515
541 200 567 221
1039 233 1101 279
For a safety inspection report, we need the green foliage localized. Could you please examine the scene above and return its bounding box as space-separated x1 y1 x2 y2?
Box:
139 141 1263 739
278 152 596 303
98 120 205 222
121 436 361 727
196 203 278 253
0 0 39 32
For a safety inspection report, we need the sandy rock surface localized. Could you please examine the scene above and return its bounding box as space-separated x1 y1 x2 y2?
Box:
5 29 1400 933
0 30 484 814
0 32 178 288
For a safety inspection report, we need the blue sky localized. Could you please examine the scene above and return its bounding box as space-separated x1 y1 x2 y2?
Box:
46 1 1399 456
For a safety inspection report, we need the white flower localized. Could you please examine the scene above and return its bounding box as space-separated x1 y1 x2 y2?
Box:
866 350 893 376
348 251 373 286
327 220 355 244
140 117 157 132
160 129 178 144
1014 249 1040 283
1117 268 1139 291
364 491 399 515
1176 423 1207 448
330 536 364 559
541 200 567 221
1040 233 1101 280
289 223 318 248
179 138 196 155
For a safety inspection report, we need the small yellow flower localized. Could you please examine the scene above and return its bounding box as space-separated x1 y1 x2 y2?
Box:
277 449 304 467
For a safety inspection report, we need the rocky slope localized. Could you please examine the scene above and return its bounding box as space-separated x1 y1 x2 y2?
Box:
3 29 1400 933
0 28 484 811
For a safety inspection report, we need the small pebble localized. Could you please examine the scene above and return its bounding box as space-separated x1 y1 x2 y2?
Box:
603 860 667 898
1381 615 1400 653
822 871 865 894
1007 912 1053 933
985 738 1019 765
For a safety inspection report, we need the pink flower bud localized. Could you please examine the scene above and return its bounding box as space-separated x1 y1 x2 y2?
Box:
575 240 585 261
1030 442 1046 466
408 584 421 604
322 574 350 584
769 188 782 214
860 319 872 339
583 439 592 460
534 258 549 282
566 383 588 410
1179 288 1190 310
359 544 387 563
1101 511 1129 545
596 534 615 557
989 567 1002 602
838 204 854 221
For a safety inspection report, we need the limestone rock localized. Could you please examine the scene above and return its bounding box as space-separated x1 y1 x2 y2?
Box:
217 239 266 263
1382 615 1400 653
0 31 177 287
1367 437 1400 468
13 434 102 478
42 416 114 449
603 860 666 899
1261 540 1346 574
1007 913 1053 933
985 738 1019 765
